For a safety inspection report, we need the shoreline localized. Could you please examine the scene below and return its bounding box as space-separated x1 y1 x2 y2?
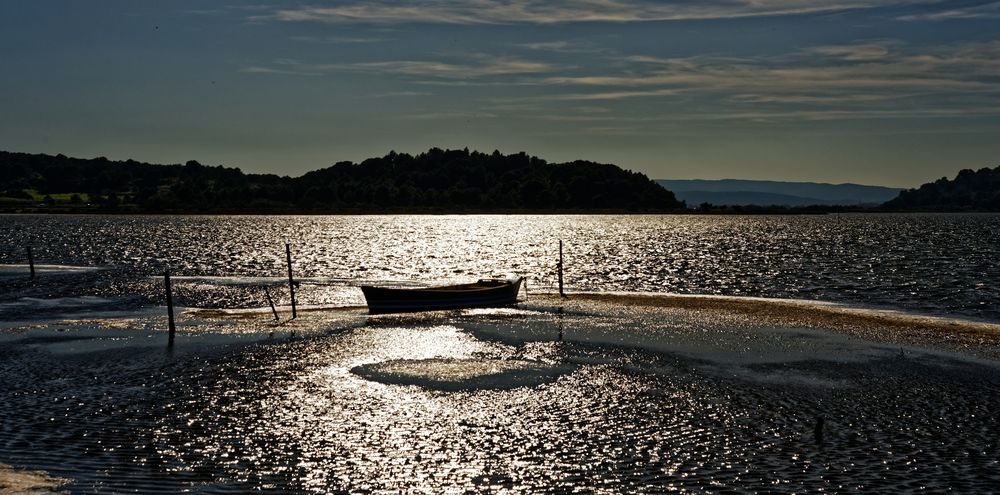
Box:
553 292 1000 359
7 210 1000 216
3 289 1000 492
0 463 69 494
6 289 998 353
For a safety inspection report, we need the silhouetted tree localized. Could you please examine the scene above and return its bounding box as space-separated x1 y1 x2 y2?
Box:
0 148 685 213
883 165 1000 211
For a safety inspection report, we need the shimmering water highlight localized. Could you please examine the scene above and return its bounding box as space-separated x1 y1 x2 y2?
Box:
2 214 999 493
1 213 998 322
1 295 999 493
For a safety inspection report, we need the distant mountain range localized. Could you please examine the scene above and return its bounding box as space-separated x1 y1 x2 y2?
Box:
656 179 903 207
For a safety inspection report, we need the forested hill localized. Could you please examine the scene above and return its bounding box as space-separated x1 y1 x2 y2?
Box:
882 166 1000 211
0 148 683 213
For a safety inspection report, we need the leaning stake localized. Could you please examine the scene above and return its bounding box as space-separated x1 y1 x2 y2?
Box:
264 286 279 321
26 246 35 279
286 243 297 319
165 270 176 347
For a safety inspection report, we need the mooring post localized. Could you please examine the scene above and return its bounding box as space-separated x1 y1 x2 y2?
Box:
165 270 176 347
26 246 35 279
285 243 297 319
558 240 565 298
264 286 279 322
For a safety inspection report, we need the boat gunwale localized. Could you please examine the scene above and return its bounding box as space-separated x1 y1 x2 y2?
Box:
360 277 523 313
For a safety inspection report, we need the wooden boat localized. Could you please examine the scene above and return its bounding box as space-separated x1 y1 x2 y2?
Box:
360 277 523 314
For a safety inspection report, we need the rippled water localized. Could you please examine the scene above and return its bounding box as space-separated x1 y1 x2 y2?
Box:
1 300 999 493
1 213 998 322
2 214 999 493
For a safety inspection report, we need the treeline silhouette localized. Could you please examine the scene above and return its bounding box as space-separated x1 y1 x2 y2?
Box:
0 148 683 213
883 165 1000 211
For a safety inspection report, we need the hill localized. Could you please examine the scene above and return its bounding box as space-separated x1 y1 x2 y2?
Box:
0 148 683 213
882 166 1000 211
656 179 902 207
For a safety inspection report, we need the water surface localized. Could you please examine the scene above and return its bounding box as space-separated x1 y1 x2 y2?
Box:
2 213 999 493
2 213 997 322
1 297 999 493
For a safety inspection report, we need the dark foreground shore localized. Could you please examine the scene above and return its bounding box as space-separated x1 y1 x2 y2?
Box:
2 293 999 493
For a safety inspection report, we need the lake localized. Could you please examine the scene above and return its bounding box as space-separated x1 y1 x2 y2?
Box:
1 213 999 493
2 213 998 322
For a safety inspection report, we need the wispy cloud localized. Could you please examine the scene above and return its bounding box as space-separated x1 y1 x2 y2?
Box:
290 35 388 44
692 107 1000 122
898 1 1000 20
399 111 498 120
262 0 943 25
730 93 915 104
241 35 1000 125
239 66 321 76
352 57 556 78
241 54 561 80
550 88 681 100
806 40 900 61
513 40 606 54
516 40 574 51
539 41 1000 95
482 39 1000 123
367 91 434 98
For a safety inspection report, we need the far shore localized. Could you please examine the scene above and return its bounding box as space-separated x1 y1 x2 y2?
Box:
1 207 985 216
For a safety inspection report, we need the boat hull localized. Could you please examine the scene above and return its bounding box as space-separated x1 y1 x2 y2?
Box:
361 278 522 314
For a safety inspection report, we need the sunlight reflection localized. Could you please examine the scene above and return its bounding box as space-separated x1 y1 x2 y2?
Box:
6 286 999 492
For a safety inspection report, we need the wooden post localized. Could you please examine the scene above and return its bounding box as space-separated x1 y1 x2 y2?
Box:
26 246 35 279
264 286 279 322
558 240 565 298
164 270 176 347
285 243 297 319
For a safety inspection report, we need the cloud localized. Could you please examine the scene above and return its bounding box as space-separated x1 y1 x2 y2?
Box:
806 41 900 61
516 41 575 51
729 93 915 103
239 35 1000 126
290 35 388 44
550 88 682 100
481 39 1000 124
239 66 321 76
898 1 1000 20
352 57 556 78
693 107 1000 122
399 111 498 120
513 40 606 53
539 40 1000 96
243 55 560 80
263 0 943 25
368 91 434 98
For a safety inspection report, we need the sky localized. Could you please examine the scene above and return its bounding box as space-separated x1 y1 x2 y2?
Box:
1 1 999 187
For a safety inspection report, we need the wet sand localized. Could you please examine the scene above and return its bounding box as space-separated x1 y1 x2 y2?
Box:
561 292 1000 357
0 463 68 494
2 293 999 493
